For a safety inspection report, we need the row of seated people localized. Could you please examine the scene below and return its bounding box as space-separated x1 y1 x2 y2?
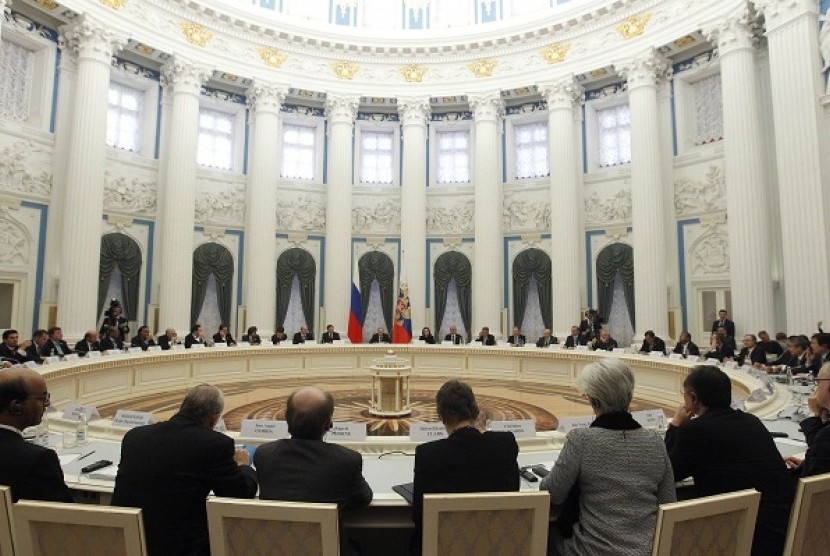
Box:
2 362 830 556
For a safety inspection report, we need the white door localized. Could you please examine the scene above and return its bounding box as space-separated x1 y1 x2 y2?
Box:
695 286 732 347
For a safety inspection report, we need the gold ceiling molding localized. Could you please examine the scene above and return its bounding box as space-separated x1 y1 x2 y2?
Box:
135 43 155 55
331 60 360 80
540 42 571 64
179 22 213 47
258 47 288 68
673 35 696 48
616 13 652 40
100 0 128 9
467 58 498 78
34 0 59 10
400 64 428 83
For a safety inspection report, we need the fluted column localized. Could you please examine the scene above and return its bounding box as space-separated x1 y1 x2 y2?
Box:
157 58 211 333
757 0 830 332
616 50 670 337
323 94 359 334
539 77 584 337
243 82 287 333
708 8 774 335
56 17 125 339
397 97 430 331
468 92 505 336
0 0 8 43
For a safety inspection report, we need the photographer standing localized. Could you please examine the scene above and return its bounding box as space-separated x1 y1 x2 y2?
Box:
100 298 130 342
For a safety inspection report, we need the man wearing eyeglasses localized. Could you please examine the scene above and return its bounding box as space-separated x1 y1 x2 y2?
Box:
787 363 830 477
0 369 74 502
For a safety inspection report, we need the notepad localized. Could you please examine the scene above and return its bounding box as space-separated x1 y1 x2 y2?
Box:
88 465 119 481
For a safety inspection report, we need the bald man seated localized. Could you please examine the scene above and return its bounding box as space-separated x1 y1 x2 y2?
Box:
255 386 373 509
0 369 74 503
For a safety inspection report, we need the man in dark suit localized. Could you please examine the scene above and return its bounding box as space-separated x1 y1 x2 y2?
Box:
591 329 618 351
292 325 314 344
74 330 100 356
255 386 372 554
638 330 666 355
443 325 463 345
41 327 72 358
666 366 795 556
99 326 125 351
24 330 49 364
1 329 32 365
184 324 205 348
711 309 736 338
789 364 830 477
112 384 258 556
672 331 700 358
369 327 391 344
805 333 830 376
764 335 809 373
564 325 585 348
506 326 526 347
714 325 737 354
156 328 178 350
241 326 261 345
320 324 341 344
474 327 496 346
536 329 558 348
0 369 74 503
212 324 236 347
412 380 519 553
130 326 157 351
736 334 767 367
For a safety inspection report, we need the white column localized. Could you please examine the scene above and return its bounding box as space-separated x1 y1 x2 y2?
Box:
758 0 830 332
397 97 430 331
323 94 359 334
616 49 670 338
538 77 584 337
243 82 287 333
157 58 211 334
0 0 8 43
709 9 774 335
468 92 505 336
55 17 124 339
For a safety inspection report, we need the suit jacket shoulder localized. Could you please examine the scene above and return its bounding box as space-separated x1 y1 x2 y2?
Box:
0 430 73 503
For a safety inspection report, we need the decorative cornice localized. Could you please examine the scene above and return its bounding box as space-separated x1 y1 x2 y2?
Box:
324 93 359 123
331 60 360 80
60 15 126 63
615 48 671 89
467 91 504 122
537 76 584 110
400 64 428 83
397 96 430 127
161 57 213 95
247 82 288 113
467 58 498 78
705 4 758 56
258 47 288 68
616 13 652 39
179 21 212 47
34 0 59 11
539 42 571 64
754 0 817 31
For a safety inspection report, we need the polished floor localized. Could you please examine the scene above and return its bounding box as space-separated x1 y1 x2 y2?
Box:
98 377 676 435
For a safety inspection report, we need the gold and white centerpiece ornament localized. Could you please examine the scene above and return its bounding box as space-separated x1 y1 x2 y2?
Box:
369 350 412 417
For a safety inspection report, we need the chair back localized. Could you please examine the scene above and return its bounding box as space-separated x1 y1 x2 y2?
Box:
14 501 146 556
783 472 830 555
422 491 550 556
207 498 339 556
0 486 15 556
652 489 760 556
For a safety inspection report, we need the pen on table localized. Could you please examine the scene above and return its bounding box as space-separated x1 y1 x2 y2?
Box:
77 451 95 461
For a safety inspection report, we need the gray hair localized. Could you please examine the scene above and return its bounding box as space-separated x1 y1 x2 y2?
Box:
578 359 635 414
179 384 224 424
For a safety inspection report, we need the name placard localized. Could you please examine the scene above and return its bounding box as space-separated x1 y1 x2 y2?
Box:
325 422 367 442
112 410 155 429
62 403 100 422
669 353 684 360
85 350 102 358
64 353 80 362
705 358 721 365
24 361 39 369
189 343 206 349
104 350 125 357
240 419 289 440
238 341 250 347
147 345 162 352
171 344 185 350
557 415 594 433
612 348 627 355
489 419 536 438
213 343 228 349
631 409 667 429
44 356 61 364
649 351 665 358
575 345 589 351
409 423 448 442
128 347 143 354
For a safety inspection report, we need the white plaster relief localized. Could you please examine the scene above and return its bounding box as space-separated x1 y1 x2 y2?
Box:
426 199 474 235
352 197 401 234
584 188 632 225
690 218 729 276
195 182 246 225
674 164 725 217
103 171 157 215
503 191 550 232
276 194 326 232
0 206 31 265
0 140 52 198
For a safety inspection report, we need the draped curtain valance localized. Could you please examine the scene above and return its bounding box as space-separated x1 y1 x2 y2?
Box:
433 251 472 341
512 248 552 330
359 251 395 334
276 248 317 334
596 242 635 328
191 243 234 328
98 233 142 320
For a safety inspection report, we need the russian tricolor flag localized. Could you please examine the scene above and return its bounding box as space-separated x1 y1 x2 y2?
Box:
348 259 363 344
392 260 412 344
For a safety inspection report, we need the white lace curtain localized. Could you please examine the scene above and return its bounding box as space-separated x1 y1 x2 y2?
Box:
98 268 126 326
197 108 234 171
107 82 143 152
362 279 388 339
514 122 548 179
196 274 222 337
692 73 724 145
435 130 470 184
598 104 632 167
0 39 34 122
438 279 468 340
282 123 316 180
519 276 545 341
606 273 635 348
360 130 394 184
283 276 309 337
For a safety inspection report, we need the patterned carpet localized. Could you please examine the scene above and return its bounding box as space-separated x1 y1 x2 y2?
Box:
97 377 673 436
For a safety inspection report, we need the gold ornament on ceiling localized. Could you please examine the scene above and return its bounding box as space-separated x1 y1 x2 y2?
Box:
591 68 609 78
331 60 360 80
540 42 571 64
468 58 498 78
616 13 652 40
179 22 213 47
100 0 128 9
135 43 155 55
35 0 59 10
258 48 288 68
674 35 696 48
400 64 428 83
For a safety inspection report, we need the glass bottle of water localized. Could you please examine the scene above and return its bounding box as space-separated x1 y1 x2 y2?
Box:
76 412 89 445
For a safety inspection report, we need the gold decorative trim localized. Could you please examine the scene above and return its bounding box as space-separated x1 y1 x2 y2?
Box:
100 0 128 9
179 22 213 47
400 64 428 83
258 47 288 68
135 43 155 55
35 0 59 10
540 42 571 64
467 58 498 78
331 60 360 80
673 35 696 48
617 13 652 40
